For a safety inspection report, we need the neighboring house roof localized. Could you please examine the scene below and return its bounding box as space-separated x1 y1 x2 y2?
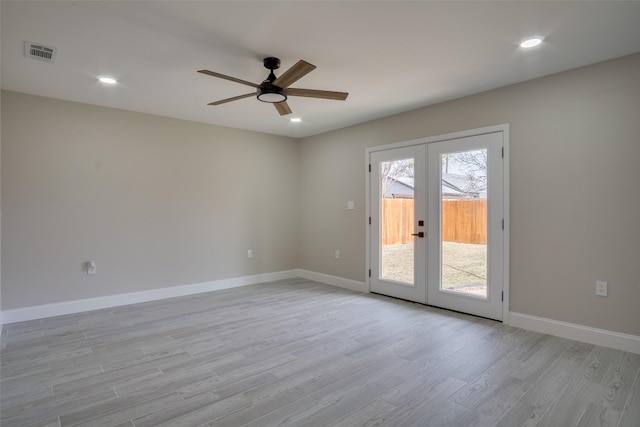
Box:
383 174 486 198
384 179 414 198
395 177 414 188
442 173 485 198
442 176 467 197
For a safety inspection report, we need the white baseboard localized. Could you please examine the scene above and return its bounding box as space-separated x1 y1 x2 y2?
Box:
1 270 300 324
509 312 640 355
298 269 368 293
7 273 638 355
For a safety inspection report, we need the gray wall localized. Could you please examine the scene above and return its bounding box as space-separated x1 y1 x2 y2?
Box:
1 91 300 309
299 53 640 336
2 53 639 338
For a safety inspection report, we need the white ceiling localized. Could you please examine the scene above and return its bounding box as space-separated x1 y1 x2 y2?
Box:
2 1 640 138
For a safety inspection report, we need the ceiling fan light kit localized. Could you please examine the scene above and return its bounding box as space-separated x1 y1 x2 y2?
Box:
198 57 348 116
257 87 287 103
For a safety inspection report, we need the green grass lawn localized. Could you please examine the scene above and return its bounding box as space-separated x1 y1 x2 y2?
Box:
381 241 487 292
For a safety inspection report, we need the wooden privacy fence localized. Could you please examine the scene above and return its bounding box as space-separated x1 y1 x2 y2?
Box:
382 198 487 245
442 199 487 244
381 198 415 245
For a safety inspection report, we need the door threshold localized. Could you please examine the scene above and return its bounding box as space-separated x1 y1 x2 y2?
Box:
370 291 501 322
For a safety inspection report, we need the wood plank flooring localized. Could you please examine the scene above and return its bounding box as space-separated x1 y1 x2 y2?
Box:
1 278 639 427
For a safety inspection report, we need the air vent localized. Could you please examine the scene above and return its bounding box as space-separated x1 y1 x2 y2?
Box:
25 41 57 63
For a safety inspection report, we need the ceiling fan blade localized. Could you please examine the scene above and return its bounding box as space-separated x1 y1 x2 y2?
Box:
208 93 255 106
274 102 292 116
287 88 349 101
273 60 316 88
198 70 259 88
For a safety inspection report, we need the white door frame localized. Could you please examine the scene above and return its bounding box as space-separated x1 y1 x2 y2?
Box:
365 124 510 323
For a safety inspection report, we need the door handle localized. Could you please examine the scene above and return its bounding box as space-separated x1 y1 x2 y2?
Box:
411 232 425 238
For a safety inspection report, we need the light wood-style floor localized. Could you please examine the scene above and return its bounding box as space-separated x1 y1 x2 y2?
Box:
1 278 639 427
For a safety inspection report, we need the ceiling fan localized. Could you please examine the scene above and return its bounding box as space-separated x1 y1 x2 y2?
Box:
198 57 349 116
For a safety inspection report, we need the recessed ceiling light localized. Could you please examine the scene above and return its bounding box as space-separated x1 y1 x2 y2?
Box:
98 76 117 84
290 118 302 123
520 38 543 48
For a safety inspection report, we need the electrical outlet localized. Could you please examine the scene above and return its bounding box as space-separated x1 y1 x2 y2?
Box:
335 250 340 259
596 281 608 297
87 261 96 275
248 250 253 258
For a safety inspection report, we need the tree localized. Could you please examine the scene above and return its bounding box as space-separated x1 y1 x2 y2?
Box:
380 159 414 198
446 149 487 195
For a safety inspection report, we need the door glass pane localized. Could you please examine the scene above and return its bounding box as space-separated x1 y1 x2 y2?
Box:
380 158 415 284
440 150 488 298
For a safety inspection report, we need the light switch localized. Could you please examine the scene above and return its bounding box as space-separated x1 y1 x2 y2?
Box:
347 201 355 210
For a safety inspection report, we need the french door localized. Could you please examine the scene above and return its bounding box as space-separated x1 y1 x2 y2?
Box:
369 129 506 320
370 145 427 302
